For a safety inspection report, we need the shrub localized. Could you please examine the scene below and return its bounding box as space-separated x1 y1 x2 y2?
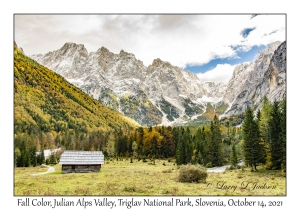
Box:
178 164 207 183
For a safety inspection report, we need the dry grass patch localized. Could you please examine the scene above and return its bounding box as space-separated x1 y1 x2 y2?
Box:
14 159 286 196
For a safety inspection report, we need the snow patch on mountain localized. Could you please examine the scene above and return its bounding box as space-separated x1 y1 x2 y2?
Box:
197 96 223 103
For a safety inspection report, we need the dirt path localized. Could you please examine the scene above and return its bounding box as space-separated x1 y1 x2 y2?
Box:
31 164 55 176
207 161 245 173
207 165 229 173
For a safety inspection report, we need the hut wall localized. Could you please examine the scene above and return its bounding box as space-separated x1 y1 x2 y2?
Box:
62 164 101 173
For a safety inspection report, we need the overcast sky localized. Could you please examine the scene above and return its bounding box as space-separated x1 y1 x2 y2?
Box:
14 14 285 84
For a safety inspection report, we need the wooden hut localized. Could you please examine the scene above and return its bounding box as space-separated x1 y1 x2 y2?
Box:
59 151 104 173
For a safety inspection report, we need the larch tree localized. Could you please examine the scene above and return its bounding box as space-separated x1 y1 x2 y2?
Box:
258 97 273 168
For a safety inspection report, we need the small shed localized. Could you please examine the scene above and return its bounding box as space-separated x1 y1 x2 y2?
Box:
59 151 104 173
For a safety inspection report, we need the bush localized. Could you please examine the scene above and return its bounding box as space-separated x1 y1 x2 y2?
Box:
178 164 207 183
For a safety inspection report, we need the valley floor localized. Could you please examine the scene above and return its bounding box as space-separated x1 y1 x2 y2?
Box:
14 159 286 196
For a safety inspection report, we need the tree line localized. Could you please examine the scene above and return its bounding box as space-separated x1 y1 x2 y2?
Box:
109 115 240 168
14 97 285 171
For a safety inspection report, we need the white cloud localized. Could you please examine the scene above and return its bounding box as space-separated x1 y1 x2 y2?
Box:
14 14 285 69
197 63 236 84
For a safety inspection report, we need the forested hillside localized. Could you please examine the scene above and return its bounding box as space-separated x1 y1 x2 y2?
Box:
14 43 139 166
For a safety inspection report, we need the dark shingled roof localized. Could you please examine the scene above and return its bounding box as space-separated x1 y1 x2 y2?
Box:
59 151 104 165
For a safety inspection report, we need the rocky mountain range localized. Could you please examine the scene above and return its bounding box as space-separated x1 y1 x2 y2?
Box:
30 41 286 126
221 41 286 117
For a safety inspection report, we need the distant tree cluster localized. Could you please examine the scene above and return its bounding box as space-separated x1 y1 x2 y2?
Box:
176 115 224 167
113 126 176 159
14 135 53 167
111 115 237 168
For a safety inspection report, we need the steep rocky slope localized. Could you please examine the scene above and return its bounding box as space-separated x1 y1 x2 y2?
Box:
252 41 286 110
221 41 285 117
30 41 286 126
31 43 215 126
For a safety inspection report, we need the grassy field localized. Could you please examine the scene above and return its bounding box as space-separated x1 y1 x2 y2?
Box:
14 159 286 196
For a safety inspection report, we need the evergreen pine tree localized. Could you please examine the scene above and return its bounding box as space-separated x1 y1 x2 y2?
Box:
29 146 37 167
38 150 45 165
208 115 223 167
255 109 266 165
269 101 284 169
280 98 286 170
24 150 30 167
172 127 179 148
49 152 57 165
19 140 28 167
200 127 208 165
183 128 193 164
195 127 205 164
242 107 264 171
176 129 186 165
14 148 21 167
230 143 238 167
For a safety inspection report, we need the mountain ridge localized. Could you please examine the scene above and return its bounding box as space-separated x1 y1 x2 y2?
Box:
29 41 286 126
14 43 139 138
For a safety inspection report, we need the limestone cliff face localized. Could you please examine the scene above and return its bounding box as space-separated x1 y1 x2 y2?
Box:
252 41 286 111
222 41 285 117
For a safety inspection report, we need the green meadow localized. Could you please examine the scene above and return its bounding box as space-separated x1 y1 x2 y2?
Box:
14 159 286 196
